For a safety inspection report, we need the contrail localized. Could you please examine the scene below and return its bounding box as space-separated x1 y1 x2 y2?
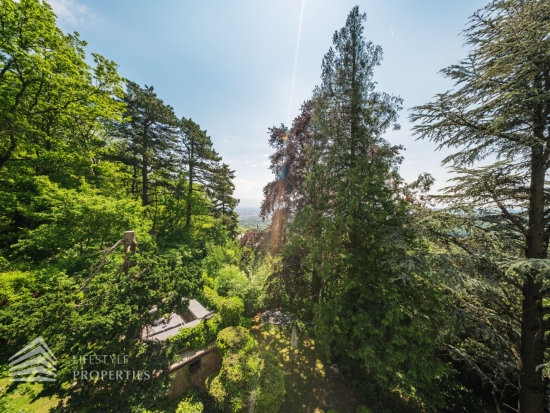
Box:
287 0 306 127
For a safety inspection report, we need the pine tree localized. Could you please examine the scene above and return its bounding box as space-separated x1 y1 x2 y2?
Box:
208 163 239 234
115 80 178 206
411 1 550 410
294 6 444 402
179 117 221 228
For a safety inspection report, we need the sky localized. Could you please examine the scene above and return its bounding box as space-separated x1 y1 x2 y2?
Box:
48 0 487 207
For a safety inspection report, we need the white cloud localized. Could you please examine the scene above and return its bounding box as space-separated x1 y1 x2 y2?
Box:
48 0 89 25
233 177 264 206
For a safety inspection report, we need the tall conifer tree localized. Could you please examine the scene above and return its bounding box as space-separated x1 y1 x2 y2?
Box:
179 117 221 228
411 1 550 410
292 6 444 402
115 81 178 206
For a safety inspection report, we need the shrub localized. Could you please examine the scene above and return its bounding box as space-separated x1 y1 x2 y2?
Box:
203 285 222 310
254 352 285 413
204 286 245 328
207 352 261 412
327 411 339 413
175 389 204 413
207 329 285 413
205 313 222 339
216 326 256 356
238 316 252 330
219 296 244 328
215 265 248 297
356 407 372 413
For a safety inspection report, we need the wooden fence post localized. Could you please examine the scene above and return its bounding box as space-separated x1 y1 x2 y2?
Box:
123 231 137 254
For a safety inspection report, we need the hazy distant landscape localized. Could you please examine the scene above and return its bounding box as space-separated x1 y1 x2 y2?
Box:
236 207 268 230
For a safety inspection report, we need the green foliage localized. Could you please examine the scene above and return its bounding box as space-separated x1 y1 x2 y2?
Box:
0 244 203 412
219 297 245 329
410 0 550 410
207 328 284 413
175 389 204 413
266 6 447 407
356 406 372 413
11 177 150 267
0 1 242 412
168 314 221 353
202 285 223 310
214 265 263 316
216 327 256 356
0 0 124 173
113 80 178 207
215 265 247 297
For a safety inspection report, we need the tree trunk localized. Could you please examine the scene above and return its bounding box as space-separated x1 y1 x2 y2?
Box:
142 156 149 206
186 140 194 228
519 146 548 413
311 269 322 303
0 133 16 172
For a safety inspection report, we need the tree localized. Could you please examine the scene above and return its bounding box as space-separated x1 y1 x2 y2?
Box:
0 0 123 172
0 237 203 412
260 100 315 255
286 6 445 404
411 1 550 411
179 117 221 228
208 163 239 235
115 80 178 206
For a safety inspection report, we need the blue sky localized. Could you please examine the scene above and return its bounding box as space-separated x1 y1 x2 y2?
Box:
49 0 487 207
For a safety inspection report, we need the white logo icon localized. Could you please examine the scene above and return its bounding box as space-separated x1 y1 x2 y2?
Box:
9 336 57 382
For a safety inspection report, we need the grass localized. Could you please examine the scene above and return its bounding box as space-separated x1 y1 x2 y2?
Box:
0 376 61 413
251 321 367 413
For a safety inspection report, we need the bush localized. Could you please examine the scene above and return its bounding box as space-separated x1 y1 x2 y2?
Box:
203 285 222 310
207 352 261 412
215 265 248 297
356 407 372 413
207 328 285 413
216 326 256 356
203 286 245 328
175 389 204 413
254 352 285 413
219 296 244 328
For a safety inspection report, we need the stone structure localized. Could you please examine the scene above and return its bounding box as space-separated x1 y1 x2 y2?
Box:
168 345 222 398
142 298 222 397
142 298 214 342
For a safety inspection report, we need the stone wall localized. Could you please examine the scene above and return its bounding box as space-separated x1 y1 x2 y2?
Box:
168 347 222 398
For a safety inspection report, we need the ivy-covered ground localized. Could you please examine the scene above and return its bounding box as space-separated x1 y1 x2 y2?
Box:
250 321 367 413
